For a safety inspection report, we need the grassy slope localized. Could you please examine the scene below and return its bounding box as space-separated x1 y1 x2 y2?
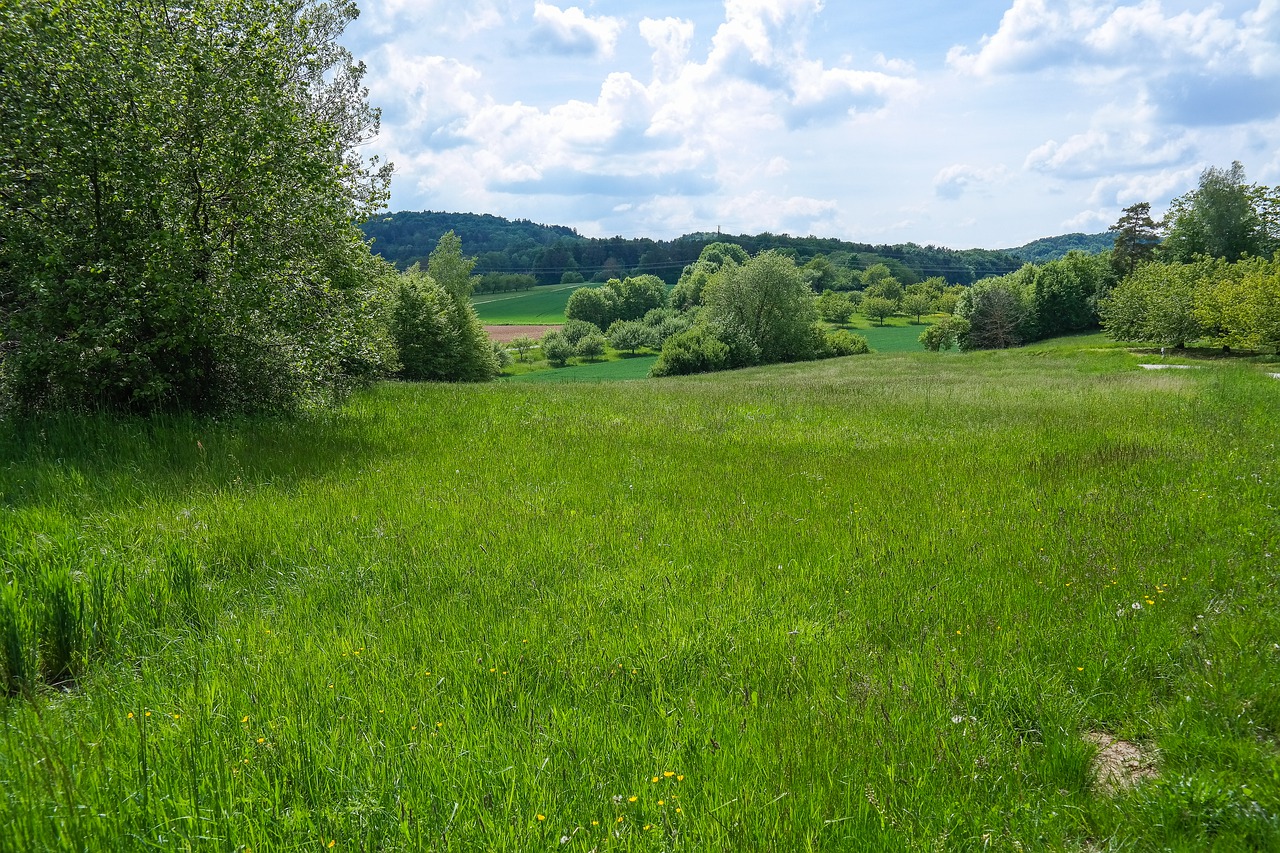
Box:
2 348 1278 851
473 283 590 325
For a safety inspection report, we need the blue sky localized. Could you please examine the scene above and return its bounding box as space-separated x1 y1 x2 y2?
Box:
344 0 1280 249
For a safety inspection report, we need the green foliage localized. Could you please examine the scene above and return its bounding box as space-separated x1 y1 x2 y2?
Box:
1028 251 1112 338
574 332 607 362
1109 203 1162 276
0 0 393 415
540 330 574 367
919 316 970 351
564 276 663 329
702 251 818 363
649 327 731 376
900 293 934 323
1102 255 1280 351
1004 232 1114 263
861 296 898 326
815 290 856 324
606 320 654 354
641 307 693 347
820 329 871 357
390 235 498 382
956 269 1033 350
510 337 537 363
560 319 603 346
1099 261 1207 347
560 271 586 284
1162 162 1268 263
670 243 750 310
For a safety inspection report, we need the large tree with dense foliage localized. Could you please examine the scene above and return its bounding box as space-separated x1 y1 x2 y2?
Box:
390 233 498 382
1162 163 1265 263
956 269 1033 350
0 0 393 414
701 251 818 364
669 243 749 310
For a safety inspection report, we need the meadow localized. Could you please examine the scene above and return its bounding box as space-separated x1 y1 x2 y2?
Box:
473 283 593 325
1 344 1278 851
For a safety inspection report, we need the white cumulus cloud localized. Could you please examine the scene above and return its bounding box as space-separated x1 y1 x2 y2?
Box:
528 3 625 58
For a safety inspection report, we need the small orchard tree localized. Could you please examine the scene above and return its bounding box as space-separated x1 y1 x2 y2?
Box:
510 337 536 362
862 296 897 327
816 291 856 324
607 320 653 354
541 331 574 366
575 332 607 362
901 293 933 324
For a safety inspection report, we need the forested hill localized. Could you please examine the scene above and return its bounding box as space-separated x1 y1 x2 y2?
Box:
1004 232 1114 263
361 210 1025 286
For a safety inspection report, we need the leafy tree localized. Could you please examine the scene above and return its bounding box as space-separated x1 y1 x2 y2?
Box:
1109 202 1162 276
575 333 607 362
702 251 818 363
1193 257 1280 352
816 291 856 324
0 0 394 414
390 235 498 383
423 233 498 381
862 296 897 327
1099 261 1205 348
956 271 1031 350
900 293 933 324
670 243 749 309
564 287 616 330
861 263 896 290
1162 162 1264 263
641 307 693 347
802 255 849 292
607 320 654 354
919 316 969 352
934 287 963 316
613 275 668 320
863 277 903 304
561 319 603 346
510 337 536 363
540 331 573 367
560 271 586 284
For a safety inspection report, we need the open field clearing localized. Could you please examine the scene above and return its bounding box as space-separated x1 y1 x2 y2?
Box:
473 284 593 325
2 347 1278 850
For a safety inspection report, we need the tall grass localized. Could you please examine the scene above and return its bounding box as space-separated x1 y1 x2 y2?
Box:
0 348 1277 850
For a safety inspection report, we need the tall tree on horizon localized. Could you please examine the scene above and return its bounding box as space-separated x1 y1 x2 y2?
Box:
1109 202 1162 276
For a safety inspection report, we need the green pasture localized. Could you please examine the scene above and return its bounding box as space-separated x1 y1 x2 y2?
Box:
2 346 1278 850
472 282 586 325
507 355 658 382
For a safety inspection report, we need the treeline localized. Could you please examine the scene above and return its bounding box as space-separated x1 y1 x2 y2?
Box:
1003 232 1113 263
361 211 1025 287
950 161 1280 354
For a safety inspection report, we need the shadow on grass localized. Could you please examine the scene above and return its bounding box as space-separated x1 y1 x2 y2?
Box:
0 409 386 512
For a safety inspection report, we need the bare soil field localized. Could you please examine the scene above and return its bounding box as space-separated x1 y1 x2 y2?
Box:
485 324 559 343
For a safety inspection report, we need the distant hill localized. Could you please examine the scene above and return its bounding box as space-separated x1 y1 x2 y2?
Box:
1003 232 1114 263
361 211 1025 286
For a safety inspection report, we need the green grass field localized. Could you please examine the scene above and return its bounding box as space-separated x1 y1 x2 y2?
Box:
2 346 1278 850
473 283 589 325
507 355 659 382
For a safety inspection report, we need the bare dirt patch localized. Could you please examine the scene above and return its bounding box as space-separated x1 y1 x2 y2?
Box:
485 325 559 343
1084 731 1159 795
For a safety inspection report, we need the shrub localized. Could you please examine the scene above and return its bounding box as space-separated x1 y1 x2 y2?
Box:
575 332 607 362
649 327 731 377
823 330 872 357
541 331 574 367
